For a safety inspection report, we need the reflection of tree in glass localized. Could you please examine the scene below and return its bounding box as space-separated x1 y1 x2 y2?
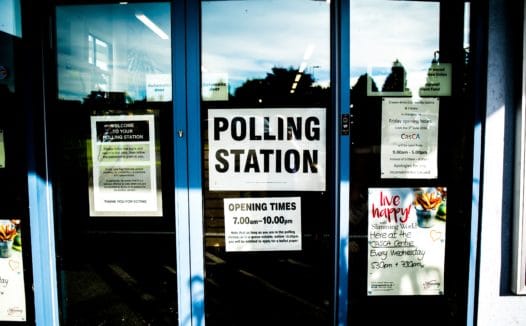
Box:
83 90 128 108
128 48 161 100
231 67 328 106
349 74 381 233
350 74 380 148
381 59 406 92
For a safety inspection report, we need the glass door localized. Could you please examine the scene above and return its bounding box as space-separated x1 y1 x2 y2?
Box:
200 1 334 325
53 2 178 324
347 1 473 325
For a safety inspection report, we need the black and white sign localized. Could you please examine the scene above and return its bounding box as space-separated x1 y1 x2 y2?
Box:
381 98 439 179
202 72 229 101
419 63 452 97
89 115 161 216
208 108 326 191
224 197 302 252
146 74 171 102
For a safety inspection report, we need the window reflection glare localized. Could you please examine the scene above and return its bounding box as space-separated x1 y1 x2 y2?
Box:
202 0 330 100
56 3 171 102
350 0 440 97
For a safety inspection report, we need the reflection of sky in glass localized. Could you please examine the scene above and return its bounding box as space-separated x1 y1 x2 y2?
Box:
56 3 171 101
350 0 440 95
0 0 22 37
55 1 452 100
464 3 470 49
202 0 330 92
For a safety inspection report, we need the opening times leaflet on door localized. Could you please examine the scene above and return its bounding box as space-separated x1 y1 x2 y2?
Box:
223 197 302 252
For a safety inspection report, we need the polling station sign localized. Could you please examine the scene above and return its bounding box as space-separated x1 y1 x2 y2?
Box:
208 108 326 191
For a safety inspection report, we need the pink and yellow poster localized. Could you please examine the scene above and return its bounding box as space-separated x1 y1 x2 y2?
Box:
0 219 26 321
367 187 447 296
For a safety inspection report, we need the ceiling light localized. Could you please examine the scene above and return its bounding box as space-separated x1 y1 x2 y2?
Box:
299 62 307 73
294 74 302 83
303 44 315 61
135 13 169 40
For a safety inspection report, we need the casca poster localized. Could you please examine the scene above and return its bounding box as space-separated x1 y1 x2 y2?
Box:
381 98 439 179
208 108 326 191
89 115 162 216
367 187 447 296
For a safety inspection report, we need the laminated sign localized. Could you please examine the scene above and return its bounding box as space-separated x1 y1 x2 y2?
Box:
367 187 447 295
89 114 162 216
224 197 302 252
208 108 326 191
381 98 439 179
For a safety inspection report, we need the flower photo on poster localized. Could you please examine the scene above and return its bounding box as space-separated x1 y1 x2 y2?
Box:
0 219 26 321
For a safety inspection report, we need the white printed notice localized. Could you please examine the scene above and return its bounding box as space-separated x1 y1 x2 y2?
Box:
367 187 447 296
0 219 26 321
146 74 171 102
223 197 302 252
381 98 439 179
419 63 452 97
89 115 161 216
202 72 229 101
208 108 326 191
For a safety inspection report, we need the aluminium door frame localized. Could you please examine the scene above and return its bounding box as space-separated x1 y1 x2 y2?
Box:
174 0 206 325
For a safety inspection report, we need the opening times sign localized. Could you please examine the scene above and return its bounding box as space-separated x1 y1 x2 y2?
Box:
90 115 161 216
367 187 447 296
208 108 326 191
224 197 301 252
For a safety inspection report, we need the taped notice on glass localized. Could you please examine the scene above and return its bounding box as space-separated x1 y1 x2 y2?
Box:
419 63 452 97
208 108 326 191
381 98 439 179
224 197 302 252
89 115 162 216
367 187 447 296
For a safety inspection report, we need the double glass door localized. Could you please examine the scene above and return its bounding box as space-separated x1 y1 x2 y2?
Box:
347 1 473 325
54 1 334 324
51 0 473 325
